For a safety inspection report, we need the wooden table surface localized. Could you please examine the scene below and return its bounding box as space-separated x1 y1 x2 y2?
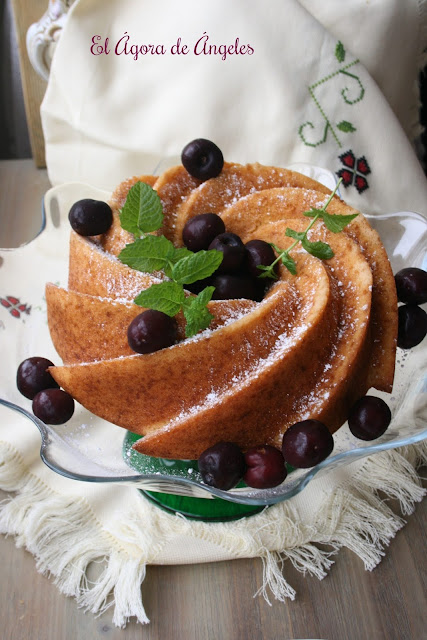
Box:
0 159 426 640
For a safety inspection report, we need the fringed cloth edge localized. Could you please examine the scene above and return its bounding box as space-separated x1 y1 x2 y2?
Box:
0 440 425 627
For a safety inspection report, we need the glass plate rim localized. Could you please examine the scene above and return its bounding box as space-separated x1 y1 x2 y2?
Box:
1 165 426 506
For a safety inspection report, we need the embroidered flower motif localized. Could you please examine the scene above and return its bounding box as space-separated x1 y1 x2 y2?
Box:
0 295 31 319
336 150 371 193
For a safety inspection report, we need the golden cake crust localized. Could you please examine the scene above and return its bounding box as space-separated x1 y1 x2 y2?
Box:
219 187 397 391
68 231 165 300
111 174 158 208
47 282 256 365
172 163 332 246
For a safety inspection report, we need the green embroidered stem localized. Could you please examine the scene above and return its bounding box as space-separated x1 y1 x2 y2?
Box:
309 59 360 91
309 86 342 147
298 120 330 148
298 42 365 149
339 69 365 104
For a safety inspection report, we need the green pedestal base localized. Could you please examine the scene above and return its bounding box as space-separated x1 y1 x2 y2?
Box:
123 431 265 521
141 490 264 521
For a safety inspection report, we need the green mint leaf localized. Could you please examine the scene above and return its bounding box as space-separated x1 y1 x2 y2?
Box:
259 178 345 276
303 208 324 219
172 250 223 285
120 182 163 235
301 237 334 260
337 120 356 133
163 247 194 278
134 281 185 316
285 228 305 241
269 242 284 253
257 263 278 280
182 286 215 337
182 285 215 310
119 236 174 272
321 210 359 233
281 252 297 275
335 41 345 62
171 247 194 264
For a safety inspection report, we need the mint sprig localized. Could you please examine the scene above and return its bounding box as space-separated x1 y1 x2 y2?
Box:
182 286 215 337
119 235 174 272
258 178 354 278
118 181 222 337
120 181 164 236
130 248 221 337
303 207 358 233
172 250 223 285
134 281 185 316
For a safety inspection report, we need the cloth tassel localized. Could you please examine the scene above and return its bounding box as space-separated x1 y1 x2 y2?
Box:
257 445 426 599
0 445 149 627
77 554 150 627
255 552 296 604
0 442 425 627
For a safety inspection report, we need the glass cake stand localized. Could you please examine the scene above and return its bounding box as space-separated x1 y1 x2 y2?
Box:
1 165 426 520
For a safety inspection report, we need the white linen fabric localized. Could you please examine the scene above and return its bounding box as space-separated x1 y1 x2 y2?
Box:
0 0 426 628
42 0 427 215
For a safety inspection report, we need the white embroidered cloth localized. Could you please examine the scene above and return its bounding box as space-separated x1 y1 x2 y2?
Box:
41 0 427 216
0 0 426 627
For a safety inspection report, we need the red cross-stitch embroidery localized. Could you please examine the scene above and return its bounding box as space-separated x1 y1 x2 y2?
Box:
0 295 32 319
336 150 371 193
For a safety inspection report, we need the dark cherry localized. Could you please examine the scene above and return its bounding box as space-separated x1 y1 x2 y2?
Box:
198 441 246 490
32 388 75 425
182 213 225 251
347 395 391 441
252 278 270 303
395 267 427 305
16 357 59 400
181 138 224 181
397 304 427 349
127 309 178 354
282 420 334 469
68 199 113 236
211 274 259 301
245 239 278 279
208 233 246 273
184 277 213 295
244 445 287 489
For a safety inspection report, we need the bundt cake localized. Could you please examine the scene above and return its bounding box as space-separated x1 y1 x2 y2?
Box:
46 158 398 460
